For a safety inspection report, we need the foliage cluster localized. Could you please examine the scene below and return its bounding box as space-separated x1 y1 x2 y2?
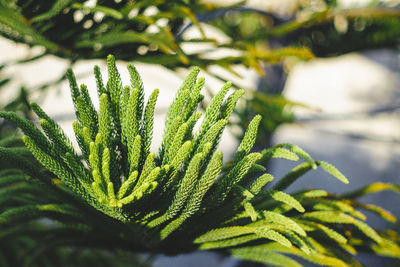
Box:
0 56 399 266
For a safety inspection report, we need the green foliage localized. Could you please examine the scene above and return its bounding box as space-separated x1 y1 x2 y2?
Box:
210 4 400 57
0 56 399 266
0 0 313 74
287 8 400 57
218 4 400 147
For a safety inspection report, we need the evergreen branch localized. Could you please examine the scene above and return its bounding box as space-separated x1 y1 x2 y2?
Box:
141 89 159 161
160 151 223 238
301 211 381 243
0 111 53 155
199 234 260 250
259 146 300 164
231 248 302 267
232 115 261 164
273 163 313 191
342 182 400 199
1 57 398 266
317 161 349 184
262 190 305 213
250 173 274 195
197 81 232 141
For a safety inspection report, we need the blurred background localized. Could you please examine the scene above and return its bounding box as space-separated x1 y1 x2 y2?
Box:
0 0 399 266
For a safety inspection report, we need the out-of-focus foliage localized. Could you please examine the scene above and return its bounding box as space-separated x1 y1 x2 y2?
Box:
272 8 400 57
209 3 400 56
206 1 400 144
0 0 313 72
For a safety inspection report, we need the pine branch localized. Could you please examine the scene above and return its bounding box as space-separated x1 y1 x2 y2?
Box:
1 56 399 266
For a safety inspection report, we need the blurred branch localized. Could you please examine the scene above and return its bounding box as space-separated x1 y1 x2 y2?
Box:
266 8 400 38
